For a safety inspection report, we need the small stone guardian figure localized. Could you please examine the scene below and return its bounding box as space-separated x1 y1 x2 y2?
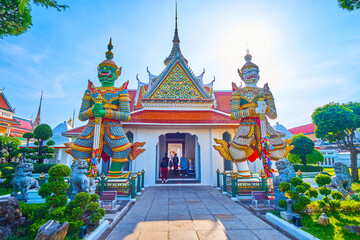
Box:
70 159 96 200
11 162 39 202
213 50 293 177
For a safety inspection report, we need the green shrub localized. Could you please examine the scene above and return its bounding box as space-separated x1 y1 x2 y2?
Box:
340 199 360 214
301 182 311 191
33 164 56 173
305 188 319 198
315 174 331 186
279 182 291 192
293 164 324 172
331 191 343 200
278 199 287 209
2 166 14 189
291 177 303 187
295 185 306 194
285 190 299 200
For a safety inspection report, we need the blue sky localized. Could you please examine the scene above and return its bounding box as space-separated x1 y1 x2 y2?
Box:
1 0 360 129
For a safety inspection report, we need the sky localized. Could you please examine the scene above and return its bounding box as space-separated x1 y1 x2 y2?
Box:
1 0 360 129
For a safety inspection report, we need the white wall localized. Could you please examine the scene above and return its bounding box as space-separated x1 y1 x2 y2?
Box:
124 127 236 186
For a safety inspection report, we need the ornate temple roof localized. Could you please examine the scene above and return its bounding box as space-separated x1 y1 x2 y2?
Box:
0 89 15 112
135 7 215 109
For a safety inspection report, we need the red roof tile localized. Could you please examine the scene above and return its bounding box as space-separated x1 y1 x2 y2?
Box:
13 117 33 130
288 123 315 135
214 91 232 113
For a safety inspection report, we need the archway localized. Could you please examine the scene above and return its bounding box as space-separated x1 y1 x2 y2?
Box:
157 132 199 182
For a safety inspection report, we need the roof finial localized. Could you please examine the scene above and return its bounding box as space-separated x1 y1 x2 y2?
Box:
175 1 178 30
106 38 114 60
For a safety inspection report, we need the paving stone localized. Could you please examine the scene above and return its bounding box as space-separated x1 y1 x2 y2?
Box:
218 219 247 230
106 186 286 240
138 231 168 240
169 231 199 240
169 214 191 220
191 214 216 221
252 230 290 240
137 220 169 232
193 220 223 231
169 220 195 231
238 215 274 230
197 230 228 240
226 230 259 240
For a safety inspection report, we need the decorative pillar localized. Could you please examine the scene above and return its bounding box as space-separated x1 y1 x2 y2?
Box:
260 170 266 192
222 170 227 194
216 169 221 190
130 173 136 202
100 173 106 196
231 172 237 201
39 172 46 186
136 171 141 195
141 169 145 190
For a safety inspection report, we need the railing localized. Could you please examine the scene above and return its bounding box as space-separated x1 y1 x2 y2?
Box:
96 169 146 202
216 169 274 200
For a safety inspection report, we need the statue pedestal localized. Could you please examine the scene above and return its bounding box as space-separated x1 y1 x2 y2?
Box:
280 211 293 221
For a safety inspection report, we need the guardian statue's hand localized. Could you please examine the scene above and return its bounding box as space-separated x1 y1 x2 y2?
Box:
92 102 105 117
255 101 266 114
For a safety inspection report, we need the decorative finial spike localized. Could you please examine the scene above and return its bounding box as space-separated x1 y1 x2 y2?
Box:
244 49 252 63
175 1 178 30
106 38 114 60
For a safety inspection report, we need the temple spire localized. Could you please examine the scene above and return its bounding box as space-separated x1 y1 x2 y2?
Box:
33 91 42 129
164 2 188 66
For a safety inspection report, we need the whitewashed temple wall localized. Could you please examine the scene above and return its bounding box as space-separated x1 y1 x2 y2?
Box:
124 127 237 186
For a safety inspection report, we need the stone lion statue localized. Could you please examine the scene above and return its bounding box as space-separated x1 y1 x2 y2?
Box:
70 159 96 200
11 163 39 202
274 159 296 205
330 161 353 196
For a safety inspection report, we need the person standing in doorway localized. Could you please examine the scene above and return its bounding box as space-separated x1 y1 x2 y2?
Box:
180 153 188 177
173 153 179 176
160 153 169 183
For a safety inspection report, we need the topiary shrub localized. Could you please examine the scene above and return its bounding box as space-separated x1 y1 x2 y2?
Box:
33 163 56 173
293 164 324 172
279 176 316 213
315 174 331 187
64 192 106 236
2 166 15 189
39 164 71 213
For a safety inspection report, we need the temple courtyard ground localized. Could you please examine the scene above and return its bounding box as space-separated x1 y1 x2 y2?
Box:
104 186 291 240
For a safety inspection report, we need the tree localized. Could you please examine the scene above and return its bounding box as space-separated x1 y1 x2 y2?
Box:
288 149 324 165
289 133 315 166
0 135 22 162
26 124 55 164
312 102 360 181
338 0 360 11
0 0 68 38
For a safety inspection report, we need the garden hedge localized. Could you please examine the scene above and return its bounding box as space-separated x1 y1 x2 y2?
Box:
293 164 324 172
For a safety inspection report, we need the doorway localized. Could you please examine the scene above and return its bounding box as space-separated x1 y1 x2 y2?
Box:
157 132 199 182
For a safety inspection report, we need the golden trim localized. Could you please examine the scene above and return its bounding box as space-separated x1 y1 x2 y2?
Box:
68 143 92 152
237 170 250 173
112 142 132 152
108 170 123 173
111 158 128 163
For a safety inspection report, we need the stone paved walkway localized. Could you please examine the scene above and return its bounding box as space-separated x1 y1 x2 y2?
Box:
106 186 290 240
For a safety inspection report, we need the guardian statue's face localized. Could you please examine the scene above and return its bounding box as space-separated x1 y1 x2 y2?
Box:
98 66 117 85
241 67 259 85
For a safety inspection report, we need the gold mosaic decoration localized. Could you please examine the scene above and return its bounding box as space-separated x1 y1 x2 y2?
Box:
152 64 203 99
